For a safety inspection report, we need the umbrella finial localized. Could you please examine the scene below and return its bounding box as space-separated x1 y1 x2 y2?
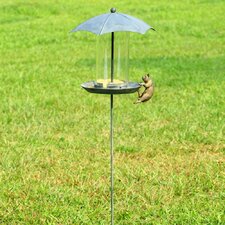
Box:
110 8 116 13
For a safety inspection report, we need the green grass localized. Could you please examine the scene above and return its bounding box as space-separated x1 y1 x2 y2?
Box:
0 0 225 224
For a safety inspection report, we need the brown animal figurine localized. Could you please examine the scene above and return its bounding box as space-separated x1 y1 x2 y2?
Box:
134 74 154 104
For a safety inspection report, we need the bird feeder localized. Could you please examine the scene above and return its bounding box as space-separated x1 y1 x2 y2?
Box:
71 8 154 224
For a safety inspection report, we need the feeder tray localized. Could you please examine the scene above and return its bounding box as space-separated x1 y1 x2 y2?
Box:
81 81 140 94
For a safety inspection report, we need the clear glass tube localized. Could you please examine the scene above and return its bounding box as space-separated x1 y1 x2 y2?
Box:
96 32 129 88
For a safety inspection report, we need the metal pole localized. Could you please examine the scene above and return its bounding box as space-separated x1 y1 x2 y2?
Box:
111 32 114 82
110 94 114 225
110 32 114 225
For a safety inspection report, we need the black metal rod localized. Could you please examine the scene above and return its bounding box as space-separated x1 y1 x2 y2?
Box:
111 32 114 82
110 94 114 225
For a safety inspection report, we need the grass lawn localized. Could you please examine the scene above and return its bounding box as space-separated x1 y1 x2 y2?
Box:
0 0 225 224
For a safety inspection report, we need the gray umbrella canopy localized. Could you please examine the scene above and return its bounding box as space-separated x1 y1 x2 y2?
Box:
71 8 154 35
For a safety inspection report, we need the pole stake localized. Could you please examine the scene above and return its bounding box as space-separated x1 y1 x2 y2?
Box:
110 94 114 225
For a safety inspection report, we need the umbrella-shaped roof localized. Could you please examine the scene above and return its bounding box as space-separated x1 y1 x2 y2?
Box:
71 8 155 35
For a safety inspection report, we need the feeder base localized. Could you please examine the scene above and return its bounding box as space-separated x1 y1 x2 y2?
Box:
81 81 140 94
